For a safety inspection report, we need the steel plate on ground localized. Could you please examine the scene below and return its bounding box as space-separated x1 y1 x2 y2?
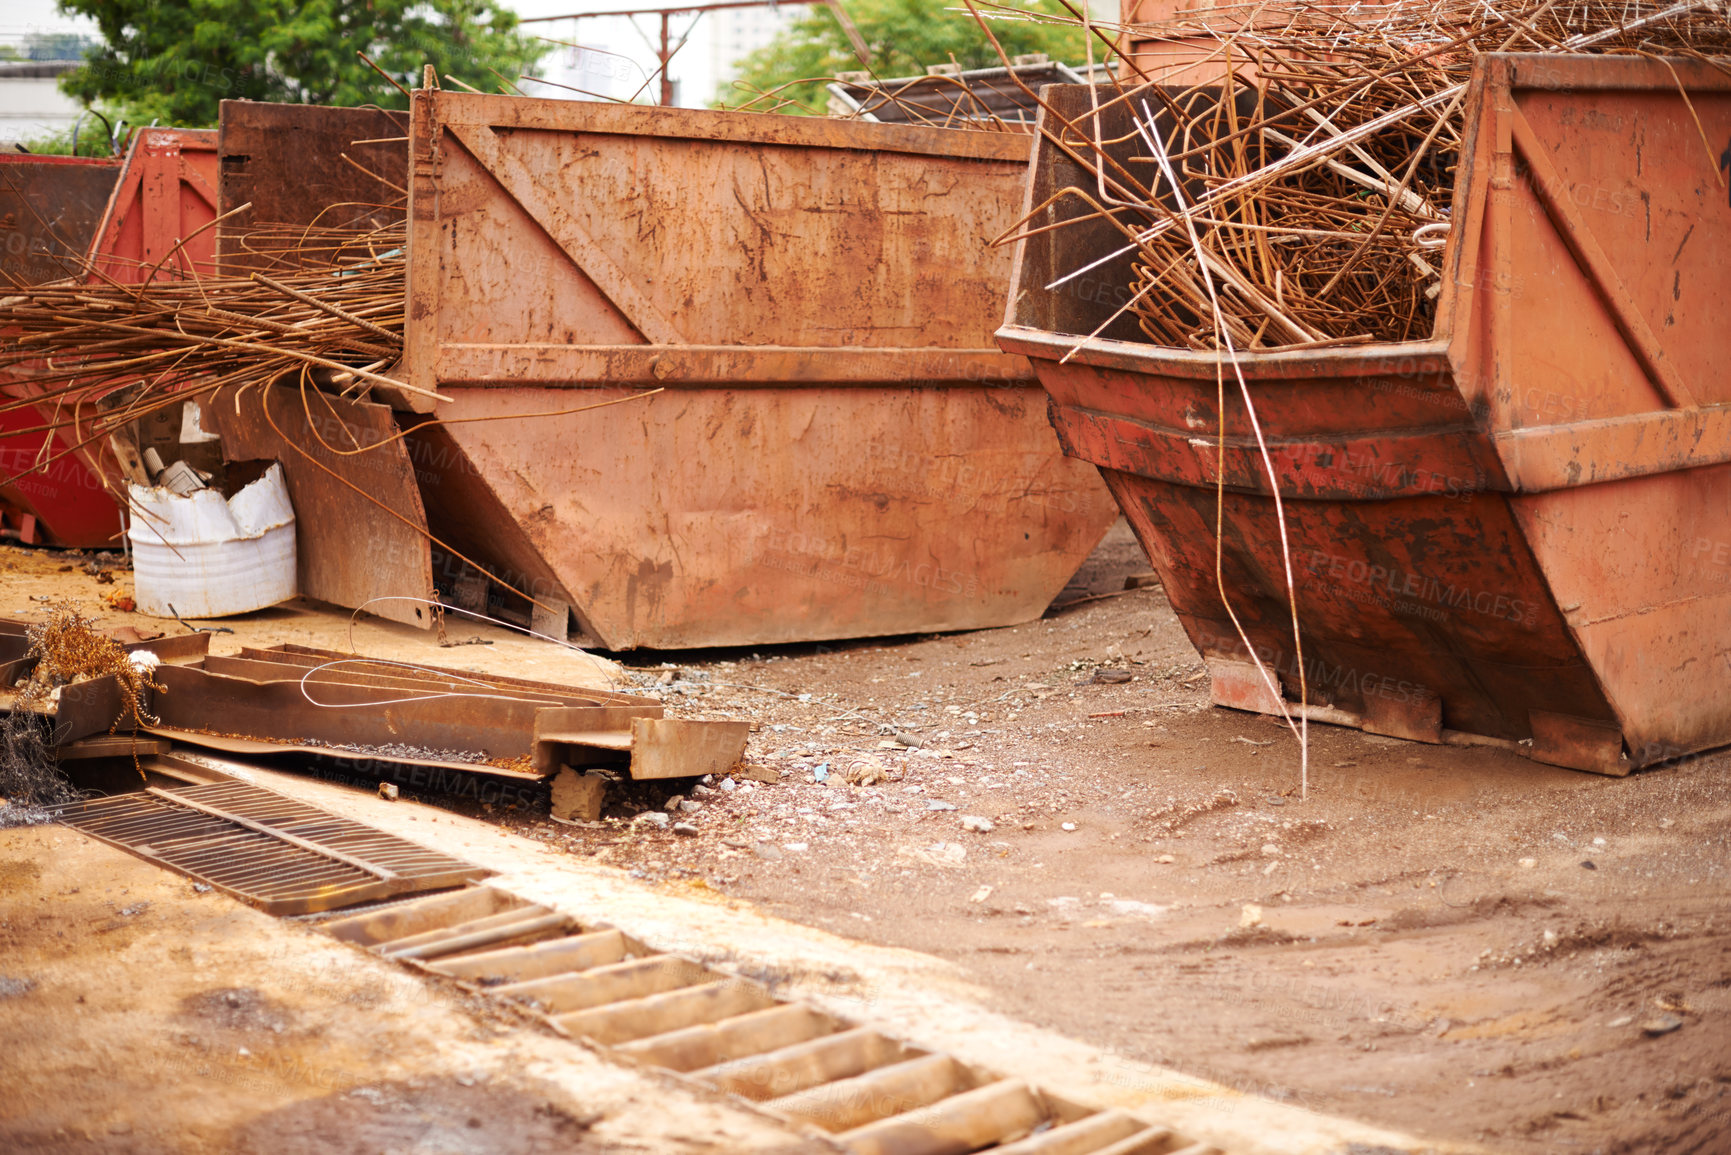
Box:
58 781 490 914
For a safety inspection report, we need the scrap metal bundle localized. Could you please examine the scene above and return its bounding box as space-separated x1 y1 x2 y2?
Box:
0 222 410 486
0 605 162 807
1021 0 1731 349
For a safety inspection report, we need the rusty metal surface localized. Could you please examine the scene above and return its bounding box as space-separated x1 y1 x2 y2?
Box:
208 103 426 625
825 61 1094 127
0 409 119 548
131 649 656 776
1118 0 1270 85
411 385 1117 650
0 131 220 546
0 155 123 546
140 729 548 780
397 417 583 638
215 100 408 271
1459 56 1731 764
0 154 120 285
1000 58 1731 771
60 780 490 915
403 91 1118 649
57 644 733 784
625 718 750 781
191 645 729 782
0 621 211 745
86 128 219 282
244 643 618 701
204 383 435 628
531 704 665 774
147 662 556 762
0 617 211 656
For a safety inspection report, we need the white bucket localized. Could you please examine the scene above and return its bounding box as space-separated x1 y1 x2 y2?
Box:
128 462 297 619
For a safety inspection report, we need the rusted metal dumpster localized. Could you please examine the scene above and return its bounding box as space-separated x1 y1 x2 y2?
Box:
215 100 409 270
0 129 218 546
204 101 435 629
0 153 121 544
999 55 1731 774
1117 0 1247 84
389 90 1118 649
0 154 121 284
824 58 1100 126
87 128 220 282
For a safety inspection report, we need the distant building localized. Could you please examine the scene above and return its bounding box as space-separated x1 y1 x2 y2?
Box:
0 28 99 145
513 2 805 109
708 2 804 102
0 60 85 145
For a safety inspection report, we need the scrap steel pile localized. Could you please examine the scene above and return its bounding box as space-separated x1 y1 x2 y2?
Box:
0 222 411 485
1012 0 1731 349
0 605 159 808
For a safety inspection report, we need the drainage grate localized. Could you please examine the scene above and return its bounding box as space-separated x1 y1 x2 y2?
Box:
60 779 1233 1151
59 782 491 914
323 887 1224 1154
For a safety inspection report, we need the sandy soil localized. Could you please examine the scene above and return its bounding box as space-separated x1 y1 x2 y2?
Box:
5 525 1730 1153
0 542 627 692
537 523 1730 1155
0 826 819 1154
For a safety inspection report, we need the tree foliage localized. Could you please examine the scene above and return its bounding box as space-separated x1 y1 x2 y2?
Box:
56 0 549 127
719 0 1091 112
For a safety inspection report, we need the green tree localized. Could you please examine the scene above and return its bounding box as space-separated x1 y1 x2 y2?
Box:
720 0 1091 112
56 0 550 128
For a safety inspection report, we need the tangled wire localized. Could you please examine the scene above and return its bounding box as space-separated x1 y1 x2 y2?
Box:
0 604 161 812
997 0 1731 348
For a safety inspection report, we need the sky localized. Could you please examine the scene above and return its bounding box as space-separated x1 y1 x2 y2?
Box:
5 0 97 40
509 0 772 108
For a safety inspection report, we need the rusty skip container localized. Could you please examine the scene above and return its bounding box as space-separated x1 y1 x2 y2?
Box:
0 129 219 547
0 152 121 545
1117 0 1269 86
999 55 1731 775
205 101 438 630
390 90 1118 649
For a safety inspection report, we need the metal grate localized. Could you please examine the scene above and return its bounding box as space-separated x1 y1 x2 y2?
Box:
59 782 491 915
322 887 1225 1154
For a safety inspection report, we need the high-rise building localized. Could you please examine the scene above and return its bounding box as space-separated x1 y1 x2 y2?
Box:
708 2 805 102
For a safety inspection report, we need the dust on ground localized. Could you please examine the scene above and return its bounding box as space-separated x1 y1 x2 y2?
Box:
504 523 1731 1154
0 825 821 1154
0 542 624 691
6 524 1730 1153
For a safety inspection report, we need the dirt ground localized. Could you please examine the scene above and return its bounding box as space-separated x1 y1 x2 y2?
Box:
4 525 1730 1153
0 826 819 1154
0 541 626 691
564 523 1731 1155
